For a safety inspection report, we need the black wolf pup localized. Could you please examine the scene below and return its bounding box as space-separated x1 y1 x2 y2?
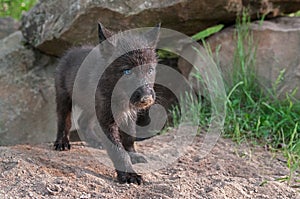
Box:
54 22 160 184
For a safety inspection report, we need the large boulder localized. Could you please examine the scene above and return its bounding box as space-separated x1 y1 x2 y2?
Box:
21 0 300 56
0 17 19 40
0 31 58 145
178 17 300 100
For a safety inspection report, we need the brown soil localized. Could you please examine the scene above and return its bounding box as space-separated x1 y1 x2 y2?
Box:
0 135 299 199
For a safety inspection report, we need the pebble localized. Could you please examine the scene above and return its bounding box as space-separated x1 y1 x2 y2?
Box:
79 192 91 199
46 184 62 195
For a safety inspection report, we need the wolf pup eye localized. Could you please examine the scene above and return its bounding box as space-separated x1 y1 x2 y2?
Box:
148 68 154 75
123 69 132 75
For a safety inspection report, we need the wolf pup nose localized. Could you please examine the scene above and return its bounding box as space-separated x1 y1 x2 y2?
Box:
130 84 155 109
54 22 160 185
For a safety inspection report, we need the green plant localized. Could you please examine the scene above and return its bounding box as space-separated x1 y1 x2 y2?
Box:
170 92 210 129
225 10 300 178
289 10 300 17
191 24 224 41
0 0 37 20
170 9 300 179
157 24 224 59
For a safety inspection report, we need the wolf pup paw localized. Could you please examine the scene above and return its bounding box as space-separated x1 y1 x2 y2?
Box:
54 138 71 151
117 171 143 185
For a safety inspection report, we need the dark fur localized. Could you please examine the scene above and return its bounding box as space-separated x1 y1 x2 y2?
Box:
54 23 160 184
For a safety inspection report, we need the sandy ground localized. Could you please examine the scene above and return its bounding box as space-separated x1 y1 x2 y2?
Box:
0 134 299 199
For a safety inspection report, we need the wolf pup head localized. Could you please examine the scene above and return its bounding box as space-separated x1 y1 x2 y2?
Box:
98 23 161 111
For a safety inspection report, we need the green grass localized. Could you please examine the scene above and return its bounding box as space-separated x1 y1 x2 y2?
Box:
289 10 300 17
0 0 37 20
224 13 300 179
170 10 300 182
157 24 224 59
225 11 299 183
191 24 224 41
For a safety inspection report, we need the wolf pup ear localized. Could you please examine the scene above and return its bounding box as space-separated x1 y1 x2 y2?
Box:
144 23 161 48
98 22 115 44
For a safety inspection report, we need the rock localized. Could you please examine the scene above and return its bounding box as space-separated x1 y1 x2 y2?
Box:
0 17 20 40
0 31 58 145
178 17 300 100
21 0 300 56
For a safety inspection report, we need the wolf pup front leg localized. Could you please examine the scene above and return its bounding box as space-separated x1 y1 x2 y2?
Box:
54 68 72 150
95 23 160 184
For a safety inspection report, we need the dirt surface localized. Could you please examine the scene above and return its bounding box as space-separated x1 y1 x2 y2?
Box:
0 135 299 199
